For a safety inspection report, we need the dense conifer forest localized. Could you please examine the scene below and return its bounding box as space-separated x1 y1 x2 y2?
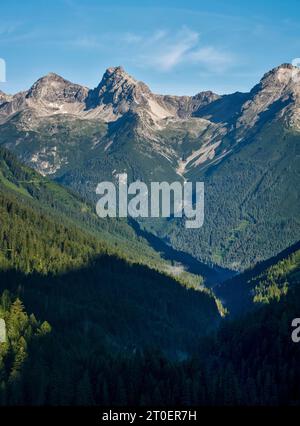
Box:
1 260 299 406
0 148 299 406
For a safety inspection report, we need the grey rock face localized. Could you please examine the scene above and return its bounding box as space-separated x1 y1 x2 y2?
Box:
0 90 12 106
0 63 299 178
236 63 300 133
26 72 89 104
86 66 151 112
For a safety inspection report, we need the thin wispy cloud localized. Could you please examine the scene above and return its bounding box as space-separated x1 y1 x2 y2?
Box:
149 27 199 71
128 27 234 72
147 30 168 44
0 22 22 36
188 46 233 70
68 26 234 73
0 20 56 47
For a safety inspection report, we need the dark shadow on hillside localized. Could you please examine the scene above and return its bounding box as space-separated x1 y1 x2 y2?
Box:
2 248 299 406
0 254 221 358
128 218 235 286
193 92 250 124
215 240 300 316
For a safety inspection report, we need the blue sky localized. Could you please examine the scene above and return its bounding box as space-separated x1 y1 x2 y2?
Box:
0 0 300 95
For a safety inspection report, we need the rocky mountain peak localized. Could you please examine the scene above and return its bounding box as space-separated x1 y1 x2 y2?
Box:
26 73 88 104
193 90 220 104
261 63 294 80
251 63 299 97
0 62 299 131
101 66 147 89
105 66 128 78
86 66 151 114
236 63 300 132
41 72 66 81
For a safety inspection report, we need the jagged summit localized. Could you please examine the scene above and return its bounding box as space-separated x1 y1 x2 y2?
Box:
27 72 76 94
192 90 220 111
0 62 298 128
83 65 183 123
26 72 88 104
86 65 151 113
261 63 295 78
252 63 299 93
235 62 300 132
41 72 66 81
102 66 144 86
99 65 148 93
105 65 129 77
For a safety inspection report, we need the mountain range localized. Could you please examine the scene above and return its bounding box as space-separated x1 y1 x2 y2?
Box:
0 63 299 271
0 63 299 406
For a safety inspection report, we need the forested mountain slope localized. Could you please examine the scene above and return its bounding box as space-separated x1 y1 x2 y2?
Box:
153 117 300 270
0 64 299 270
0 146 227 285
0 147 224 404
215 241 300 315
1 241 299 405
